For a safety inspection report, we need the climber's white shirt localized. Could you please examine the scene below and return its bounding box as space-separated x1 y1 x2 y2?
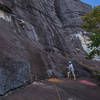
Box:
68 64 74 72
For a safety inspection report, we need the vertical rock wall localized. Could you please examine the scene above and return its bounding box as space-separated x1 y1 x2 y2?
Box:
0 0 99 95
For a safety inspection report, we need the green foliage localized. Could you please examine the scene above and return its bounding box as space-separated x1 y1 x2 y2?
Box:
93 71 100 81
95 71 100 74
81 6 100 59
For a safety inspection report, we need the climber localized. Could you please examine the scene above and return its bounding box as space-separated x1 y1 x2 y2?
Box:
19 19 25 29
66 61 76 80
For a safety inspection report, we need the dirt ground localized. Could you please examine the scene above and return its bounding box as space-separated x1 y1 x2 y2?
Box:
0 78 100 100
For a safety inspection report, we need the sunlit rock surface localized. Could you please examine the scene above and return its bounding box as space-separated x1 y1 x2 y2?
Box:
0 10 11 22
75 31 100 61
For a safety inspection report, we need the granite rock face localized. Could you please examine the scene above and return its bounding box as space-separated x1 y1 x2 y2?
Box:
0 0 99 95
0 62 31 95
55 0 92 27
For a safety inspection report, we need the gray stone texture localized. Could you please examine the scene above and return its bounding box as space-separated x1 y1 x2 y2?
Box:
0 0 99 95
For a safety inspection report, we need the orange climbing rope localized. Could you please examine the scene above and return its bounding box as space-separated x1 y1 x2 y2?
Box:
48 78 63 83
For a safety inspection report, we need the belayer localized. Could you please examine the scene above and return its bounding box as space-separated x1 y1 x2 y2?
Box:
66 61 76 80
